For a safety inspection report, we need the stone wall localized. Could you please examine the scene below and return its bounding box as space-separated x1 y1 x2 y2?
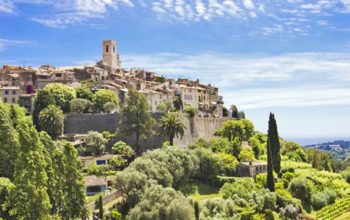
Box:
64 113 226 148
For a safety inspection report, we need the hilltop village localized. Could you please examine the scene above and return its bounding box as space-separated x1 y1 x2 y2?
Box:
0 39 224 118
1 40 350 220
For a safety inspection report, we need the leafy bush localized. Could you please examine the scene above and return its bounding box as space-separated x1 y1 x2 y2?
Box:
312 192 327 210
183 105 197 118
209 137 231 153
85 131 107 156
288 177 313 204
342 170 350 184
109 157 128 170
93 89 118 112
86 164 111 175
112 141 135 161
127 184 194 220
239 148 254 162
279 203 300 220
199 198 239 220
103 102 117 113
70 98 92 113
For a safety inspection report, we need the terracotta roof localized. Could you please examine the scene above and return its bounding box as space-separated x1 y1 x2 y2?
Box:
84 175 106 187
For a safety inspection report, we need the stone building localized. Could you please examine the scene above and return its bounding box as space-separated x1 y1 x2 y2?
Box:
102 40 121 70
0 86 20 104
236 161 267 178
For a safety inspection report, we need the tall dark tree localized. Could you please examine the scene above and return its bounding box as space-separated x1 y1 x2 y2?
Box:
268 113 281 176
230 105 238 118
121 89 155 154
97 195 104 220
267 138 275 192
33 89 56 129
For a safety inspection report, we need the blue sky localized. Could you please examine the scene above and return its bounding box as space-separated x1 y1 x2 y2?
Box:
1 0 350 143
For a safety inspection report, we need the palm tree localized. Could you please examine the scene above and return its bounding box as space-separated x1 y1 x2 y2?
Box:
158 113 186 146
38 105 64 139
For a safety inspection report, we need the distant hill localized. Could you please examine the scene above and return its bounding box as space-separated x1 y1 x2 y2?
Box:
305 140 350 160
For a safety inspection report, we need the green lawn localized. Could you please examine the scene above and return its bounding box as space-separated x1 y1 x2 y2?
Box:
179 180 222 201
86 192 106 204
334 211 350 220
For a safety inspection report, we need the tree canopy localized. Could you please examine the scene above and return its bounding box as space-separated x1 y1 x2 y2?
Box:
120 88 155 154
158 113 186 146
93 89 118 112
38 105 64 139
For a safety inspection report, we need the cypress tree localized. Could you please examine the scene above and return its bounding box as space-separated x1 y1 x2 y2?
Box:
267 137 275 192
98 195 104 220
268 113 281 177
194 200 200 220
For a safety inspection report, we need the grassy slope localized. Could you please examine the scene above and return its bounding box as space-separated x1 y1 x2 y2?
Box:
179 180 222 201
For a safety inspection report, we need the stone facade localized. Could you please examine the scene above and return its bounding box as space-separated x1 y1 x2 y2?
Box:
64 113 226 149
102 40 121 70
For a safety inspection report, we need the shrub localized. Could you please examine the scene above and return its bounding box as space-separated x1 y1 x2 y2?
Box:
85 131 107 156
312 192 327 210
103 102 116 113
279 203 300 219
86 164 111 175
127 184 194 220
288 177 313 204
93 89 118 112
183 105 197 118
112 141 135 161
70 98 92 113
342 170 350 184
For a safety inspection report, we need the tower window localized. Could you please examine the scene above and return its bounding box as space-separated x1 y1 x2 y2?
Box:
113 46 115 53
106 45 109 53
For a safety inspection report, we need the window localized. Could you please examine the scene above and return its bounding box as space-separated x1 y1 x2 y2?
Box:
12 90 16 95
5 90 9 95
113 46 115 53
106 45 109 53
12 98 16 103
3 98 7 103
56 73 62 78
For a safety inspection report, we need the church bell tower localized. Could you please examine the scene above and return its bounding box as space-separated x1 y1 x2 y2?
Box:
102 40 121 70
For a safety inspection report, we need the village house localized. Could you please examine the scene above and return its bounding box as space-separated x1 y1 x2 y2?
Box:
80 154 116 166
0 86 20 104
84 175 108 196
236 161 268 178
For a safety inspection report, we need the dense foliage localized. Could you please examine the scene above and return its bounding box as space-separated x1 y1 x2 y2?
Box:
38 105 64 139
158 112 186 146
0 102 86 219
120 88 155 154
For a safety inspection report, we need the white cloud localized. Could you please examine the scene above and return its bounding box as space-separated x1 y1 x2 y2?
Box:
121 52 350 109
27 0 135 28
0 38 33 51
0 0 15 14
243 0 254 10
5 0 350 35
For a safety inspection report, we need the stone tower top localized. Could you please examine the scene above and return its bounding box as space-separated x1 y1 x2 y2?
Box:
102 40 121 70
